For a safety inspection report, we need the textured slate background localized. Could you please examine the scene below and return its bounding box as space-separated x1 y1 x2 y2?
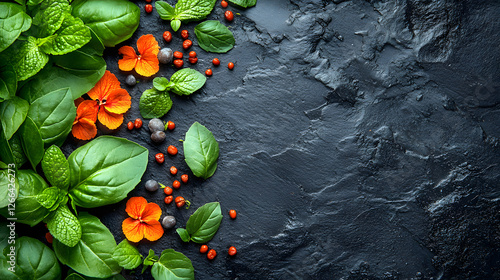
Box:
23 0 500 279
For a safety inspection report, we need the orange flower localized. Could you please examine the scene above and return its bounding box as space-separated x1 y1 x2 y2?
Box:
118 34 160 77
122 197 164 242
87 70 131 129
72 99 98 140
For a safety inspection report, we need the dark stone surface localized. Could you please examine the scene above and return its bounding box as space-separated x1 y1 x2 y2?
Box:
26 0 500 279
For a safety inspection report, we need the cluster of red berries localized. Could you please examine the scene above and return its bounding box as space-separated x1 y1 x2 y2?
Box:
127 118 143 130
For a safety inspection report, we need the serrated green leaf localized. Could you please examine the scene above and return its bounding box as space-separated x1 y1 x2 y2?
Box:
0 96 29 140
228 0 256 8
183 122 219 179
174 0 216 22
3 36 49 81
47 204 82 247
194 20 235 53
152 77 169 91
112 240 142 270
36 187 62 209
33 0 70 37
169 68 206 96
42 145 70 190
0 3 32 52
0 64 17 102
40 14 91 55
139 88 172 119
151 249 194 280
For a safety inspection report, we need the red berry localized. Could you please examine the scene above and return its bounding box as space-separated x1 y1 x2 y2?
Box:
164 195 173 204
173 59 184 68
173 51 183 59
170 166 178 175
182 39 192 49
181 30 189 39
166 121 175 130
229 209 237 219
134 118 143 129
45 232 53 244
172 180 181 189
228 246 237 256
163 31 172 43
164 186 173 195
188 57 198 64
175 196 185 208
127 121 134 130
189 51 197 58
146 0 152 2
205 69 213 76
145 4 153 13
200 245 209 254
181 174 188 183
228 62 234 70
221 0 228 8
207 249 217 260
167 145 178 155
212 58 220 66
155 153 165 164
224 10 234 21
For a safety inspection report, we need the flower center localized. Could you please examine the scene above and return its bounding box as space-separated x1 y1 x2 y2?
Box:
99 99 106 106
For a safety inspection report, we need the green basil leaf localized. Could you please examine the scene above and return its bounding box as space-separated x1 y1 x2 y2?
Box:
194 20 235 53
170 19 181 32
153 77 169 92
65 272 126 280
40 14 91 55
0 63 17 102
1 133 27 167
42 145 70 190
68 136 148 208
169 68 206 96
112 240 142 270
151 249 195 280
53 212 122 278
185 202 222 243
156 1 175 20
0 170 50 226
36 186 62 209
32 0 70 37
139 88 172 119
0 96 29 140
18 116 44 169
27 87 76 147
176 228 190 242
183 122 219 179
47 204 82 247
228 0 257 8
0 3 31 52
2 36 49 81
174 0 216 22
0 237 61 280
0 169 18 209
71 0 140 47
27 0 44 5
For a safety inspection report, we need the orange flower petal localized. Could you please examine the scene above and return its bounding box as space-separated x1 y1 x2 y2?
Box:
125 197 147 219
135 52 160 77
122 218 144 243
71 118 97 140
137 34 160 57
118 46 138 72
142 220 164 241
76 100 98 123
87 71 122 101
141 202 162 223
103 88 131 114
98 108 123 130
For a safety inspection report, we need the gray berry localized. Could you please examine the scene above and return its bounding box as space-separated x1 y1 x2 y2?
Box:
125 75 136 86
151 131 166 143
148 118 164 133
158 48 173 64
145 180 159 192
162 216 176 229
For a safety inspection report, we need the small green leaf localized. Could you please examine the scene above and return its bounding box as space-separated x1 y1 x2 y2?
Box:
228 0 257 8
171 19 181 32
0 96 29 140
169 68 206 96
36 187 62 209
142 249 158 273
33 0 70 37
112 240 142 270
185 202 222 243
152 77 170 91
176 228 191 242
47 204 82 247
0 3 31 52
194 20 235 53
0 63 17 101
151 249 194 280
183 122 219 179
42 145 70 190
3 36 49 81
139 88 172 119
156 1 175 20
173 0 216 22
40 14 91 55
19 116 44 169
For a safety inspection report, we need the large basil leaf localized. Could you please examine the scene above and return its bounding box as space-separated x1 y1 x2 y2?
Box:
27 87 76 147
0 64 17 102
156 1 175 20
71 0 140 47
183 122 219 179
53 212 122 278
42 145 70 190
169 68 206 96
0 3 32 52
47 204 82 247
3 36 49 81
40 14 91 55
0 170 49 226
32 0 70 37
151 249 195 280
0 96 29 140
112 240 142 270
68 136 148 208
174 0 216 22
194 20 235 53
18 116 44 170
185 202 222 243
228 0 257 8
139 88 172 119
0 237 61 280
0 169 18 209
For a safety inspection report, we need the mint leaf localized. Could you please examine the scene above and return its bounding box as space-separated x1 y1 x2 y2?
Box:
19 116 44 169
174 0 216 22
4 36 49 81
156 1 175 20
151 249 194 280
33 0 70 37
139 88 172 119
171 19 181 32
169 68 206 96
183 122 219 179
0 3 32 52
36 187 62 209
185 202 222 243
112 240 142 270
176 228 190 242
42 145 70 190
0 64 17 101
0 96 29 140
194 20 235 53
142 249 158 273
47 205 82 247
40 14 91 55
228 0 257 8
152 77 170 91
